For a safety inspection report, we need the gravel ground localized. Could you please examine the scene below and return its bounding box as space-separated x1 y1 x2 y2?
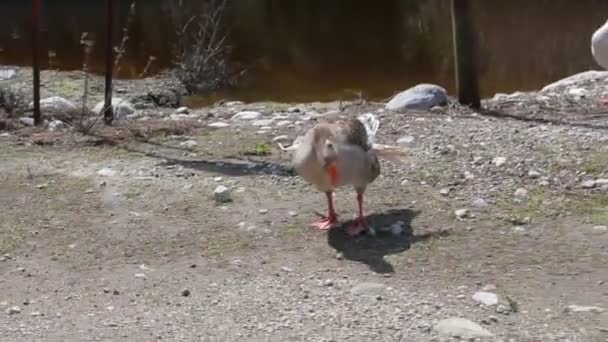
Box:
0 71 608 341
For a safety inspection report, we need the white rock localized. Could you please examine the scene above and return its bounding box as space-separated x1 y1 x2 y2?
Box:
93 98 136 120
433 318 493 339
514 188 529 198
6 306 22 315
213 185 231 203
208 122 230 128
528 170 541 178
179 140 198 148
397 135 415 145
492 157 507 167
386 84 448 111
473 291 499 306
391 224 403 235
0 68 17 80
276 120 292 127
19 117 34 126
564 305 604 313
48 120 66 131
231 111 262 121
224 101 244 106
175 106 189 114
541 71 608 92
350 283 387 297
472 198 488 208
581 180 597 189
31 96 78 115
455 209 470 220
97 168 117 177
439 188 451 196
595 179 608 186
252 119 275 127
593 225 608 232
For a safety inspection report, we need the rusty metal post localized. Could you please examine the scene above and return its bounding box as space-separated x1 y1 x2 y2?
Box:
104 0 115 124
32 0 42 126
451 0 480 109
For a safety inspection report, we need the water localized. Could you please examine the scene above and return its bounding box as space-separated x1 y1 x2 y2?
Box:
0 0 606 105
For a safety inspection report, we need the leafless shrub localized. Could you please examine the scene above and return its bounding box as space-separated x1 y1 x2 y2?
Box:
0 86 27 118
171 0 244 94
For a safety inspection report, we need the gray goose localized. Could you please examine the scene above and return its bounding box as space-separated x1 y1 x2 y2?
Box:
284 113 408 236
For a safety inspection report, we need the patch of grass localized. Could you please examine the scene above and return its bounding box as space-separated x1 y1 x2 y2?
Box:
498 188 552 224
243 142 271 156
581 151 608 175
564 193 608 225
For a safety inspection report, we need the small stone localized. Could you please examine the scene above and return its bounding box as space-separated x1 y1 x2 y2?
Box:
492 157 507 167
30 311 43 317
97 168 117 177
335 252 344 260
482 284 497 291
593 225 608 232
528 170 541 178
281 266 294 273
595 179 608 186
288 211 298 217
324 279 334 287
231 111 262 121
259 209 268 214
433 318 493 338
350 283 387 297
496 304 512 315
439 188 450 196
472 198 488 208
179 140 198 148
581 180 597 189
401 179 409 186
213 185 231 203
252 119 275 127
391 225 403 235
208 122 230 128
514 188 529 198
181 289 191 297
564 305 604 313
19 117 35 127
276 120 291 127
134 273 146 279
6 306 21 315
473 291 499 306
48 120 66 131
455 209 470 220
175 106 189 114
397 135 415 145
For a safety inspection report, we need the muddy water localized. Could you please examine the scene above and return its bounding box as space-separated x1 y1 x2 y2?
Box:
0 0 606 105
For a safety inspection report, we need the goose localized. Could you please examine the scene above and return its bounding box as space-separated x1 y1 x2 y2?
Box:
592 19 608 104
280 113 409 237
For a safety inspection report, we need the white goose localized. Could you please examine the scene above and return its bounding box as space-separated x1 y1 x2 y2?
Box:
592 19 608 104
280 113 409 237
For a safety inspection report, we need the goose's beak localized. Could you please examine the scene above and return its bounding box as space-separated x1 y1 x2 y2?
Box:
327 161 340 186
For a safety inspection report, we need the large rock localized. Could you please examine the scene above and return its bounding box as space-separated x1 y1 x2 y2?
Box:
30 96 79 118
93 98 136 120
386 84 448 111
434 318 493 339
541 70 608 93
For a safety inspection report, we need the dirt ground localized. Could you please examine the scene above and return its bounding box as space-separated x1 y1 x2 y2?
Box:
1 91 608 342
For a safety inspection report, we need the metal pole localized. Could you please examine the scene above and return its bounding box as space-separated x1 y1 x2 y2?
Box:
104 0 115 124
451 0 480 109
32 0 41 126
